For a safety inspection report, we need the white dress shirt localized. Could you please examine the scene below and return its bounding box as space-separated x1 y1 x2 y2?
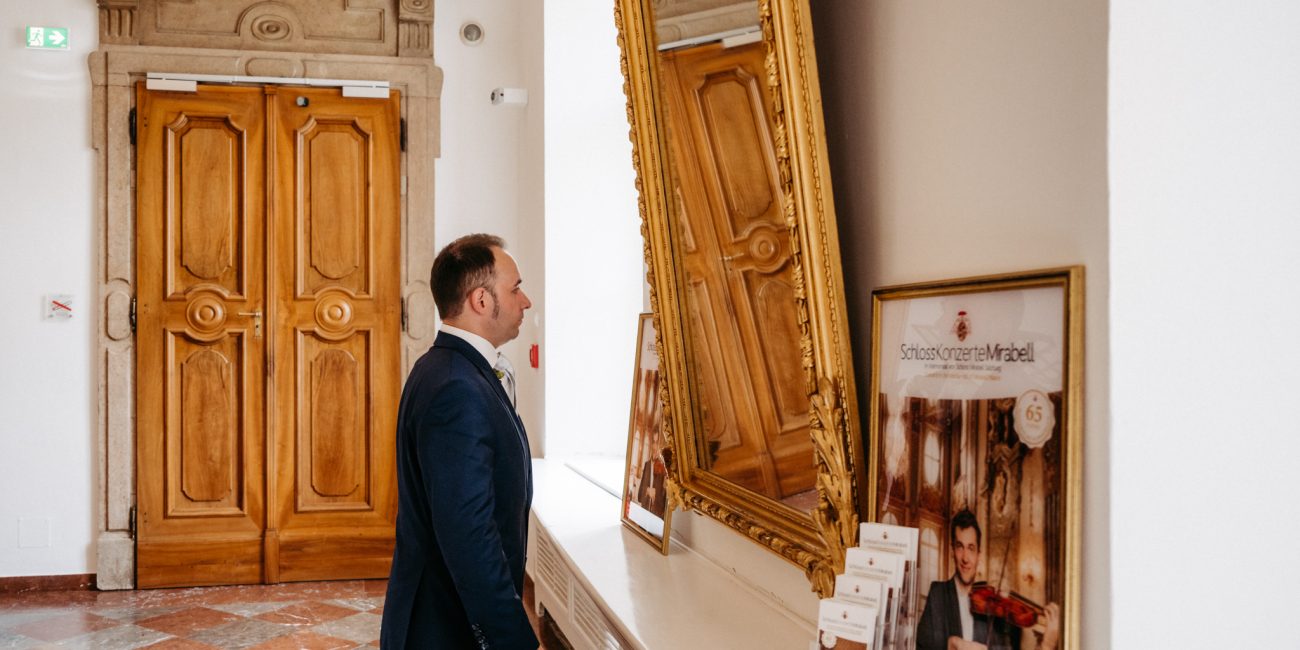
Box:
956 578 974 640
440 324 514 406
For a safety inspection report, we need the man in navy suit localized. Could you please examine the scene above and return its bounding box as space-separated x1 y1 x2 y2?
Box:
381 234 538 649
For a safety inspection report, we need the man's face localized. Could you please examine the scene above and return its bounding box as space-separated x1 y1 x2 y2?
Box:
952 525 979 586
483 247 531 347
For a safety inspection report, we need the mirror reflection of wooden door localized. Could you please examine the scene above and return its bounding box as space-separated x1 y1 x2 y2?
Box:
659 42 815 504
135 83 400 588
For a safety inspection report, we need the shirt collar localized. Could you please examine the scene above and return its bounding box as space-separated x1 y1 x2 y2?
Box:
440 324 499 367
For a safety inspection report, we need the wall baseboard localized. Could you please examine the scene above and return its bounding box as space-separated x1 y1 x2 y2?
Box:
0 574 96 594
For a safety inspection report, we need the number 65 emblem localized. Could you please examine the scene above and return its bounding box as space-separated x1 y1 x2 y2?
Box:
1014 389 1055 449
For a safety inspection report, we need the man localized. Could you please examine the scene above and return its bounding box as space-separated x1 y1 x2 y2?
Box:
381 234 538 649
916 510 1060 650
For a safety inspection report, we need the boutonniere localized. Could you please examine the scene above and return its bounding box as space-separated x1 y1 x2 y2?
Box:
495 369 505 379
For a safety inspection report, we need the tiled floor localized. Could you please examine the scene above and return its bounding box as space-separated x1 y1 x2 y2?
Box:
0 578 561 649
0 580 386 649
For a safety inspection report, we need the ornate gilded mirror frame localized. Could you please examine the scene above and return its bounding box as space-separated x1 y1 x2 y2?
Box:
614 0 865 595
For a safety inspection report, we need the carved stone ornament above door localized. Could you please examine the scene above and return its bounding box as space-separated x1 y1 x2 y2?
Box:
97 0 434 58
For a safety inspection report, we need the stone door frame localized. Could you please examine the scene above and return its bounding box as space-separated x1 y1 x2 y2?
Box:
91 32 442 590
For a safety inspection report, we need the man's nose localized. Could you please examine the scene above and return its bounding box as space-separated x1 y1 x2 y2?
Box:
521 291 533 309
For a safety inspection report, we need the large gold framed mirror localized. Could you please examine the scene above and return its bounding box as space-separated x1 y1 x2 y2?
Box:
615 0 865 595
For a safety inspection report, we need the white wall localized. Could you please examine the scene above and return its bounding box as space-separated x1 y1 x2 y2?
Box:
812 0 1111 643
0 1 99 576
434 0 547 451
542 1 644 461
1110 2 1300 648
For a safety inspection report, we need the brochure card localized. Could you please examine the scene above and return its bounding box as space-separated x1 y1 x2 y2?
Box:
844 547 904 589
858 522 918 559
834 573 888 609
817 599 877 650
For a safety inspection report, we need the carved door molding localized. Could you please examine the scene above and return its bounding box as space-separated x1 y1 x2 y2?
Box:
90 0 442 590
99 0 434 58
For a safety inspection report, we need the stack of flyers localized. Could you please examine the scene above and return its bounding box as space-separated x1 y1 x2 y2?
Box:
834 573 890 650
857 523 920 650
817 598 878 650
844 548 903 648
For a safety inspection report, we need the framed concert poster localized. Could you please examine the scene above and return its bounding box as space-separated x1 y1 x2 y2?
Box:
621 313 673 553
869 267 1083 650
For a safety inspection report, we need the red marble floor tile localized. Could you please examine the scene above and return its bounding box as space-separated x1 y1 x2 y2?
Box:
79 588 149 609
254 601 359 627
163 584 262 607
246 631 356 650
11 610 122 642
189 617 293 648
105 586 236 610
222 582 344 605
136 605 242 636
141 636 227 649
361 580 388 596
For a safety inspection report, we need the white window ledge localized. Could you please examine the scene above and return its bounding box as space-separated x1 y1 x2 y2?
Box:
527 458 815 649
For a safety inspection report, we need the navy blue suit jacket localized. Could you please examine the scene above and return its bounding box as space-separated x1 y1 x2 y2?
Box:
381 332 537 649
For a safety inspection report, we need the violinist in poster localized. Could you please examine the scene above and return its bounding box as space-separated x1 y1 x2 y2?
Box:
870 270 1082 650
915 510 1060 650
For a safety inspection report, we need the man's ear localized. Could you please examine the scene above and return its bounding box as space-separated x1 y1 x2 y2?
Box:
466 286 488 316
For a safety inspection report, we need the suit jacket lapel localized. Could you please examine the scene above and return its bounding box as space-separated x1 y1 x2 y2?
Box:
434 332 530 455
435 332 513 409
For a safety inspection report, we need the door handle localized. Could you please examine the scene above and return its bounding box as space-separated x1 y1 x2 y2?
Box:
238 310 263 338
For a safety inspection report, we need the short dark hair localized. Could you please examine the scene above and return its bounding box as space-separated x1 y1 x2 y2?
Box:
430 234 505 319
950 509 981 548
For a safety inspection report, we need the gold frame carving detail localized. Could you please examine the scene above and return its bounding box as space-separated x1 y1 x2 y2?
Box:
614 0 865 596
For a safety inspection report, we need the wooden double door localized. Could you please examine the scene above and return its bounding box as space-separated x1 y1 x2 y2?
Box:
134 83 401 588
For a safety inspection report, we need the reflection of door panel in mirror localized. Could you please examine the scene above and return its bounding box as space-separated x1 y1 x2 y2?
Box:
658 40 815 508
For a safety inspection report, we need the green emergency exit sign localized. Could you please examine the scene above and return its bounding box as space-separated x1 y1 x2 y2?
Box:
26 26 69 50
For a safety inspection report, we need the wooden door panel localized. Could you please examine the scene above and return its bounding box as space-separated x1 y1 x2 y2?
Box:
175 341 241 510
694 67 779 231
137 84 266 588
297 116 374 294
165 112 250 298
684 281 740 452
174 119 237 282
298 335 372 511
271 88 400 583
662 42 812 502
739 270 807 435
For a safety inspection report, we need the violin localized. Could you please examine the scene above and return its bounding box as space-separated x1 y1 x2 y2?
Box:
969 581 1044 628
